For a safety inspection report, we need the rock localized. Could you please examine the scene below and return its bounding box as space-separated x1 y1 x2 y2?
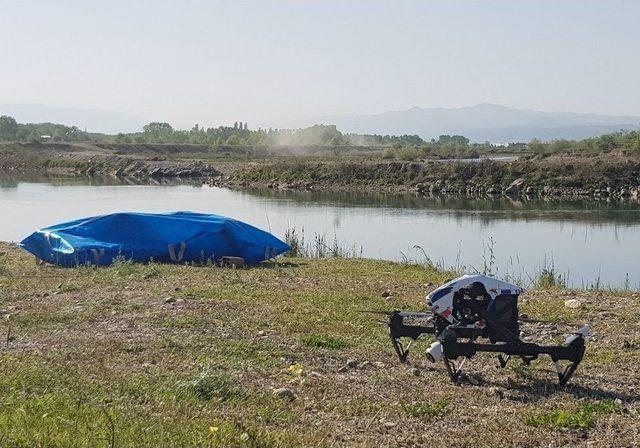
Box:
360 360 371 369
273 388 295 402
486 185 500 195
410 367 420 377
337 366 348 373
175 298 185 304
346 359 358 369
372 361 385 368
384 295 395 301
381 291 391 298
257 330 266 337
564 299 582 309
467 375 482 386
164 297 176 304
488 387 504 399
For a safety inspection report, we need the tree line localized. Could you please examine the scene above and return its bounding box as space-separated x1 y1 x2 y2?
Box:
1 114 639 156
0 115 425 148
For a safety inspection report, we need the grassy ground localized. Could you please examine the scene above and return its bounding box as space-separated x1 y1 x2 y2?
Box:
0 243 638 447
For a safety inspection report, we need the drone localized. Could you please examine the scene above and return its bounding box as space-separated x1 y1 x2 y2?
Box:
384 274 589 386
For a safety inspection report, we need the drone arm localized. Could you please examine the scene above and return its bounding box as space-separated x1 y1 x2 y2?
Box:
388 311 436 363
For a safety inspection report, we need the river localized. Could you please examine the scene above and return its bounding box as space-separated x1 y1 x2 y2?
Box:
1 174 639 289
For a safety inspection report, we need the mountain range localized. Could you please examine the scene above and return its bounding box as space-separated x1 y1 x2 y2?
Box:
285 103 640 143
2 102 639 142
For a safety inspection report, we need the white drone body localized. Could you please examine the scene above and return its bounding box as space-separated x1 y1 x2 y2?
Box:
427 274 523 327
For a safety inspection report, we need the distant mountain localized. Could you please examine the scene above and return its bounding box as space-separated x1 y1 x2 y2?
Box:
286 104 640 142
0 103 146 134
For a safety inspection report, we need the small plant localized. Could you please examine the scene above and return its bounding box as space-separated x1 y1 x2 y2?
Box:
300 334 345 349
536 257 566 288
402 399 450 420
178 363 237 402
284 226 306 257
283 226 361 259
526 400 620 429
109 253 136 277
142 261 161 279
482 237 497 276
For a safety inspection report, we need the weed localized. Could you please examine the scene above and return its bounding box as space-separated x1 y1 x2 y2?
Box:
401 400 450 420
526 400 620 429
178 363 238 402
300 334 346 349
283 226 362 259
536 263 567 289
482 237 497 276
284 227 305 257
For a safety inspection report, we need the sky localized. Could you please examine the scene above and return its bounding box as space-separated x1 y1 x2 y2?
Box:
1 0 639 129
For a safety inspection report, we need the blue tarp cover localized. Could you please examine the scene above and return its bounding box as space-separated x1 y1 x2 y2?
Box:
20 211 291 267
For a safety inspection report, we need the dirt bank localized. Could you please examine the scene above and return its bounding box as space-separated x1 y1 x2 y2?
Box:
224 155 640 201
2 142 640 200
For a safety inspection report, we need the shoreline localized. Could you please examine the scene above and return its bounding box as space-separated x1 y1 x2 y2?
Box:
2 142 640 201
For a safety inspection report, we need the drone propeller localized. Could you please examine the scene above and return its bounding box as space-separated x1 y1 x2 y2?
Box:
357 309 396 316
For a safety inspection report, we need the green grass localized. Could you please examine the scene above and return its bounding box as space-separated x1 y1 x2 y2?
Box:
0 242 638 447
401 399 450 420
300 334 346 349
178 363 240 402
526 401 620 429
520 297 582 323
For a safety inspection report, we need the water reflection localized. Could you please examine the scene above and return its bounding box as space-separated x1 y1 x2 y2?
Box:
1 173 639 288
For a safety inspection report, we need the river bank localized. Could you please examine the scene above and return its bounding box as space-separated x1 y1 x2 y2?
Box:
0 243 639 447
2 142 640 201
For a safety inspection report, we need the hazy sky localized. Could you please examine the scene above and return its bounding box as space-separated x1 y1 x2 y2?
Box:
1 0 639 128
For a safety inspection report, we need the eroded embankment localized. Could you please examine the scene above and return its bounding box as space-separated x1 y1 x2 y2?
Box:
2 142 640 200
0 142 222 178
225 156 640 200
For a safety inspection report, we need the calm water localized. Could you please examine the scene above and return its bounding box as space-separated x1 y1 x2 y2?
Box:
1 174 639 289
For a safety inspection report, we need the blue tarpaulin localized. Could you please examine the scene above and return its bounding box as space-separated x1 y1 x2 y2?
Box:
19 211 291 267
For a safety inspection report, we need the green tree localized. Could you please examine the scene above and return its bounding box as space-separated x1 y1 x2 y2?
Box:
143 122 173 133
0 115 19 140
528 138 547 154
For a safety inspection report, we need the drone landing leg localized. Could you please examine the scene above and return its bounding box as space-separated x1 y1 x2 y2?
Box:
444 357 467 384
554 360 580 387
390 335 412 363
